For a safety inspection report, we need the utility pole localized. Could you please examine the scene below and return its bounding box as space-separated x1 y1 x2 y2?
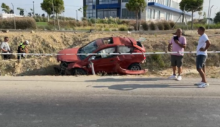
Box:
95 0 96 29
208 0 211 24
63 11 65 21
208 5 214 29
33 1 35 17
146 0 148 21
11 3 16 29
52 0 55 26
76 10 78 20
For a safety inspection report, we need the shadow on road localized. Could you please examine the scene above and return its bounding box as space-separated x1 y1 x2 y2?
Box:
86 78 168 82
93 84 195 91
0 79 80 83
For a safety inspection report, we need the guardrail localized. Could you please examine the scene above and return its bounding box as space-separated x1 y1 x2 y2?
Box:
0 51 220 56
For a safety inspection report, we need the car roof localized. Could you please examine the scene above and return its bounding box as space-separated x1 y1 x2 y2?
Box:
113 37 137 46
97 37 137 47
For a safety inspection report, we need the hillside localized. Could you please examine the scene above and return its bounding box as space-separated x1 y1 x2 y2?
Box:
0 30 220 78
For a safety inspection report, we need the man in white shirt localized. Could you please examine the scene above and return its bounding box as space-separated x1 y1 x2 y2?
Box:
195 27 211 88
1 37 11 60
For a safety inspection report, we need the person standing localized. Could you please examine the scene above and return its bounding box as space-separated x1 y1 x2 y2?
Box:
195 27 211 88
168 29 187 81
17 40 29 60
1 37 11 60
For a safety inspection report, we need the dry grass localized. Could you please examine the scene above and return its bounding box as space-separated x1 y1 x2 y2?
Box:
0 29 220 77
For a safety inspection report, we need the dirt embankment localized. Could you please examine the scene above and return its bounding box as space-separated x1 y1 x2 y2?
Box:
0 30 220 77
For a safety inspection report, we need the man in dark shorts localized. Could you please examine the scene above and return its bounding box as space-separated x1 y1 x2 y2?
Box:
168 29 187 81
1 37 11 60
17 40 29 60
195 27 211 88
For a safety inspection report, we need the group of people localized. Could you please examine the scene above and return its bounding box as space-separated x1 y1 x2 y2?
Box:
169 26 211 88
0 37 29 60
1 26 211 88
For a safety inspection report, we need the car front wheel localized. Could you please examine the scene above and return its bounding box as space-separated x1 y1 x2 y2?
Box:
72 68 87 75
128 63 142 71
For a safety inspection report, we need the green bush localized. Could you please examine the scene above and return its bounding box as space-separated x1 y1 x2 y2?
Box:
89 18 96 24
128 26 134 31
121 20 130 25
157 22 164 30
0 17 36 29
104 28 110 31
141 21 148 31
169 21 175 29
162 21 171 30
34 16 47 22
149 22 156 30
44 25 55 30
119 26 128 31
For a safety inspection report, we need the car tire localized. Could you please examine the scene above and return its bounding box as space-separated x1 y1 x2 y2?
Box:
60 62 68 75
72 68 87 75
128 63 142 71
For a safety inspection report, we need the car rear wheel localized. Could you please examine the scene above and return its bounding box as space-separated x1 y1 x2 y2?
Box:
72 68 87 75
128 63 142 71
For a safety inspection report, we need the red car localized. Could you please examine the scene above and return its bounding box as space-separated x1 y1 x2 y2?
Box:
55 37 147 75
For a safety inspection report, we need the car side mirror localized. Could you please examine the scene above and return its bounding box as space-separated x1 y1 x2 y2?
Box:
89 56 96 61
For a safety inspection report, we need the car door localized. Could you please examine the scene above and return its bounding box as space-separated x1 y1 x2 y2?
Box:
117 46 134 69
92 47 118 74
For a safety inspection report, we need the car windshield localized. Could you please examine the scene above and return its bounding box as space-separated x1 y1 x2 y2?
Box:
78 40 98 60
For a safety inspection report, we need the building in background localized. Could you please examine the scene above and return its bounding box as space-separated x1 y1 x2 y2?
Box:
83 0 191 22
0 13 23 19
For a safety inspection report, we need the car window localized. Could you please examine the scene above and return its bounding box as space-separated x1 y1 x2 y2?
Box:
96 47 116 59
103 38 113 44
78 40 98 60
118 46 133 53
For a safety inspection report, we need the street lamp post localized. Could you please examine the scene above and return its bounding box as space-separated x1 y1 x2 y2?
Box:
11 3 16 29
208 5 214 29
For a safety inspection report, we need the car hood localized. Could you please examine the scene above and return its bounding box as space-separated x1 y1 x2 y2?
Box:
57 48 80 62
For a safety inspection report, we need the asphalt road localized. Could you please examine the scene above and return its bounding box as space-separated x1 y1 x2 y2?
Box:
0 76 220 127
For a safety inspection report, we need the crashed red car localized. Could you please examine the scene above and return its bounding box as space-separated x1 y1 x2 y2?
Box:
55 37 147 75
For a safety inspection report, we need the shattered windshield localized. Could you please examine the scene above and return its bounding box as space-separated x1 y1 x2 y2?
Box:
78 40 98 60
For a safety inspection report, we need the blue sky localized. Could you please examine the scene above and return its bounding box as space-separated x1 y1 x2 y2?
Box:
0 0 219 19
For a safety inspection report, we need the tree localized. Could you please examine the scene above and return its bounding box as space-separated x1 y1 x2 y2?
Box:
203 12 206 19
1 3 11 13
78 6 88 18
28 12 32 17
214 12 220 24
198 11 202 19
42 13 45 17
180 0 203 29
10 10 14 14
41 0 65 21
17 7 24 16
126 0 147 31
41 0 53 21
